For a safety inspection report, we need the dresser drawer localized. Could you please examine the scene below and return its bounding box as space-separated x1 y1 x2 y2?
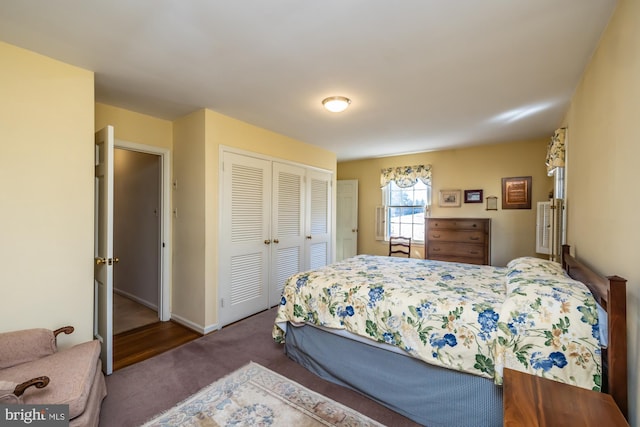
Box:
428 219 487 231
427 229 485 243
429 254 486 265
428 242 485 259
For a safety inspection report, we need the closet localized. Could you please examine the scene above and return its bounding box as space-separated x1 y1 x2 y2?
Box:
219 150 332 326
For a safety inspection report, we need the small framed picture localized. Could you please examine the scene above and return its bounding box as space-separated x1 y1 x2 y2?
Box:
439 189 461 207
486 196 498 211
464 189 483 203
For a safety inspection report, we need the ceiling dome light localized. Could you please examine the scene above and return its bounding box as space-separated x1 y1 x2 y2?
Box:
322 96 351 113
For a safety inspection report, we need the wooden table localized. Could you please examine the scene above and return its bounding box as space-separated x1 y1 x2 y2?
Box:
503 368 628 426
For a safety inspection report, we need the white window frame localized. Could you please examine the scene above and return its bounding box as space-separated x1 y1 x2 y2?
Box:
381 180 431 243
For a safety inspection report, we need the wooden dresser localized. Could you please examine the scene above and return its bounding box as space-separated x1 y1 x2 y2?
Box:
424 218 491 265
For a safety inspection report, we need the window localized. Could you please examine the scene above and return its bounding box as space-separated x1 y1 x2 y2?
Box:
383 180 430 241
378 164 432 242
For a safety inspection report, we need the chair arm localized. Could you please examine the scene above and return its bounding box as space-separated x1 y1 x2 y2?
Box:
53 326 75 338
13 376 50 397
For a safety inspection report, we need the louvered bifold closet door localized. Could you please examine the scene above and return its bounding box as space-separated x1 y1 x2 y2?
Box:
219 152 271 327
306 170 332 270
270 162 306 307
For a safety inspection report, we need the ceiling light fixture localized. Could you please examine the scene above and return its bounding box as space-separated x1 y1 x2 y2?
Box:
322 96 351 113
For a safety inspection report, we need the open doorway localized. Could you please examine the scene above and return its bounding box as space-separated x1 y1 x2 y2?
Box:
113 148 161 334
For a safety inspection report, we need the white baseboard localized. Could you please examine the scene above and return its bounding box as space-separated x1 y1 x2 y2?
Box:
114 288 158 312
202 322 219 335
170 313 218 335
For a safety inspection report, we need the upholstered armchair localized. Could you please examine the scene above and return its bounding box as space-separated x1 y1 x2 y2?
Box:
0 326 106 427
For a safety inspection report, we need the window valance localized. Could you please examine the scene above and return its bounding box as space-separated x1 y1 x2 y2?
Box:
546 128 566 174
380 164 432 188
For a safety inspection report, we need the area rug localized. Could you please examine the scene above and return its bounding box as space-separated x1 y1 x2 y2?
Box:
140 362 384 426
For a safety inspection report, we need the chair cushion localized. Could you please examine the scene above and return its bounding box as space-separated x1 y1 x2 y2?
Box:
0 340 101 419
69 362 107 427
0 329 57 369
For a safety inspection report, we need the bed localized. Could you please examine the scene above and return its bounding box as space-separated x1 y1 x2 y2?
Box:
272 245 627 426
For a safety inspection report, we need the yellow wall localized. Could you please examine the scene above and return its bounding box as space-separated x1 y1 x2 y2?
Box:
562 0 639 423
95 103 173 149
338 140 552 266
0 42 95 345
172 110 208 329
205 109 336 171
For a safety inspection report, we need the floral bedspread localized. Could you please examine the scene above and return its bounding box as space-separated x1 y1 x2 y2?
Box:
272 255 602 390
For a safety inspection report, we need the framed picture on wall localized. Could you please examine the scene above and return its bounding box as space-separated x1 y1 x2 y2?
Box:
464 189 483 203
486 196 498 210
439 189 461 207
501 176 532 209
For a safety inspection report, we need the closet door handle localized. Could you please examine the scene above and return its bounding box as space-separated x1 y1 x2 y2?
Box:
273 239 279 244
264 239 271 245
306 236 312 240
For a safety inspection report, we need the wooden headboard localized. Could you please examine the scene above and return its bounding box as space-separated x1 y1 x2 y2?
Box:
561 244 628 418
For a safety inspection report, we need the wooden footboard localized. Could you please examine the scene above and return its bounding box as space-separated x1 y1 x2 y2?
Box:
562 244 628 419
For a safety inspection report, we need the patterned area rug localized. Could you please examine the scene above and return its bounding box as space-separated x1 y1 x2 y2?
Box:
140 362 384 426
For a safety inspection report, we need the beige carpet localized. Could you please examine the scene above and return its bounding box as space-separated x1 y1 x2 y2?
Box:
140 362 384 427
113 293 158 335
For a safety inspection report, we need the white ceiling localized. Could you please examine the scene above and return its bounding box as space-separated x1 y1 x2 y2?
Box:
0 1 616 161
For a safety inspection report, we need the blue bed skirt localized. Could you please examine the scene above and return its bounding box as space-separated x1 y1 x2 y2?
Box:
284 322 503 427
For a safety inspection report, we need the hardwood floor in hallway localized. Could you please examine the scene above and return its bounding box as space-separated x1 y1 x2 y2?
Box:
113 321 201 371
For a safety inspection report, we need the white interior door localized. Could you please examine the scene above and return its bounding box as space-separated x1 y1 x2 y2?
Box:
306 170 332 270
270 162 305 307
94 126 114 375
219 152 271 326
336 180 358 261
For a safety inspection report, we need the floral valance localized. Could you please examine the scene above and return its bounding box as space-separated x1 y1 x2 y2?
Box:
546 128 566 174
380 164 432 188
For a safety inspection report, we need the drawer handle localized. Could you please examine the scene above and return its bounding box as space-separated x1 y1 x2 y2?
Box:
433 234 441 238
469 251 479 255
472 224 477 227
469 237 479 241
433 248 440 252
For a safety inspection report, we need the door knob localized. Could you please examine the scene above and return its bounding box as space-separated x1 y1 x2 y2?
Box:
264 239 271 244
273 239 279 244
306 236 312 240
96 257 119 265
